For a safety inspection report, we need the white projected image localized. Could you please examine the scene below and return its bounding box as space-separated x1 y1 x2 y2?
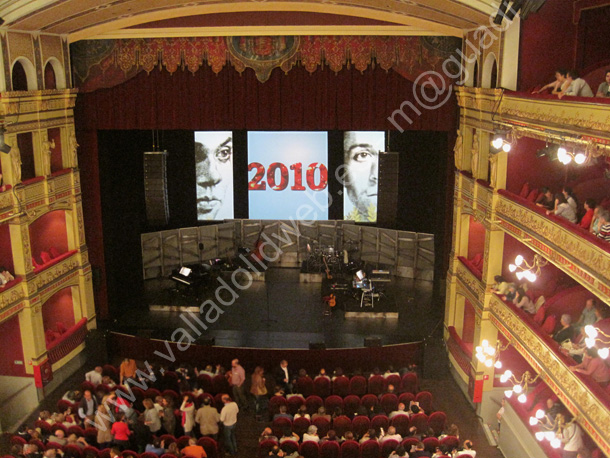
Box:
248 131 328 220
195 131 234 221
343 131 385 222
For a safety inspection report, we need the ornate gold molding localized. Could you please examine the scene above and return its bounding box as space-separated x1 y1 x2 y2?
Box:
496 195 610 304
0 281 26 312
33 252 80 292
455 260 484 306
489 295 610 455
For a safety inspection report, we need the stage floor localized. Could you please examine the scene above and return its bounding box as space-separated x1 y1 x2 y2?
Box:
112 267 439 349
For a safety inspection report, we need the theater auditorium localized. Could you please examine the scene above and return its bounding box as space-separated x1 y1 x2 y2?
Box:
0 1 609 457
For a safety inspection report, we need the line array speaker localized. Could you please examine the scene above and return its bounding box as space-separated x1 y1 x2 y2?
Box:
144 151 169 226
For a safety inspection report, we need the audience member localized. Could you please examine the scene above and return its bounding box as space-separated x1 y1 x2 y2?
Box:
320 429 339 443
142 398 161 434
95 404 112 449
558 70 594 98
513 288 535 314
47 430 67 446
590 206 602 236
220 394 239 456
273 405 293 421
410 441 431 457
570 348 610 384
229 359 247 411
389 402 408 419
575 299 598 330
294 405 310 420
459 440 476 457
0 266 15 286
166 443 181 458
596 209 610 241
559 416 584 458
502 284 517 302
78 390 98 422
549 193 577 223
180 394 196 437
561 327 588 362
491 275 511 295
579 199 596 230
250 366 267 422
563 186 578 211
144 438 165 456
110 412 131 450
160 396 176 435
389 445 409 457
259 427 278 443
359 428 378 444
303 425 320 443
119 358 137 385
195 397 220 440
596 70 610 98
553 314 574 343
535 187 555 211
532 69 570 94
85 367 103 386
181 438 207 458
279 427 299 443
380 426 402 443
311 406 331 422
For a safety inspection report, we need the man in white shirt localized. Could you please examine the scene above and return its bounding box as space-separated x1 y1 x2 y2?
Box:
561 420 584 458
85 366 103 386
380 426 402 443
389 403 408 419
559 70 594 98
220 395 239 456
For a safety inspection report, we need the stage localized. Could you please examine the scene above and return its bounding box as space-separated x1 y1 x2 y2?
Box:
110 266 438 349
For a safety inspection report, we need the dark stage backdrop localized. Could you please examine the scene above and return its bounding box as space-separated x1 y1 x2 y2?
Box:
76 64 456 319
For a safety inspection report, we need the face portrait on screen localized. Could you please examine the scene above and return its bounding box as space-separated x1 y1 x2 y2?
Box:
343 132 384 222
195 132 234 220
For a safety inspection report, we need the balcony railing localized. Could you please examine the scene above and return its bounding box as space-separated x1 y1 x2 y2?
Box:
446 326 472 377
495 190 610 305
455 257 484 306
47 317 88 365
489 294 610 455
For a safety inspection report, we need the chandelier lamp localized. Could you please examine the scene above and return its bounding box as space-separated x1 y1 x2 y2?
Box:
583 326 610 359
530 413 577 449
500 370 541 404
475 339 510 369
508 254 548 282
491 129 518 153
556 146 587 165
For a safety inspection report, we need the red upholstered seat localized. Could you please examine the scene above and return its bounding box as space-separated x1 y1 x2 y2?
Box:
198 437 218 458
370 415 389 434
348 376 367 396
293 416 311 436
197 392 215 408
440 435 459 451
83 447 100 458
176 435 191 449
410 413 428 433
332 376 350 397
281 440 300 455
102 365 118 377
541 314 557 335
272 417 292 438
401 373 418 394
319 441 340 458
141 454 158 458
297 376 315 398
343 395 361 416
380 393 398 415
120 451 138 458
519 182 530 198
415 391 433 412
50 246 61 258
390 414 411 437
305 395 324 416
331 415 352 437
40 251 52 263
64 445 83 458
35 419 52 433
312 416 331 437
258 439 278 458
211 374 230 395
385 374 402 391
340 440 360 458
423 437 440 453
313 377 331 398
360 440 381 458
269 395 288 416
159 435 176 446
299 440 320 458
324 395 344 414
196 374 213 393
401 437 420 451
68 425 85 437
287 395 305 415
351 415 371 437
526 189 538 203
380 439 400 457
428 411 447 436
368 375 386 395
398 392 415 406
10 437 26 446
361 394 379 410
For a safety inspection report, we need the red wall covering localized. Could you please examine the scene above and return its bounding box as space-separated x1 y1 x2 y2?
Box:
29 210 69 259
17 132 35 182
576 5 610 71
518 0 578 91
0 224 13 273
462 299 475 344
42 288 75 332
467 217 486 259
76 65 456 318
0 315 26 376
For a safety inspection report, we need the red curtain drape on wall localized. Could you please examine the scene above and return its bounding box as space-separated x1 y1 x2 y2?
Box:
76 64 456 319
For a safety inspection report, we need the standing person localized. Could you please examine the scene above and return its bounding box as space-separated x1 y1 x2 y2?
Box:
85 367 103 386
195 397 220 441
180 395 196 437
78 390 98 424
160 396 176 435
273 360 294 394
250 366 268 421
229 359 247 411
220 395 239 456
119 359 137 385
95 404 113 449
142 399 162 434
110 412 131 450
559 416 584 458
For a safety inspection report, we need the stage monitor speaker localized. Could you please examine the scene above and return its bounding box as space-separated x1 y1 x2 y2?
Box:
364 337 382 348
377 152 399 228
309 342 326 350
144 151 170 226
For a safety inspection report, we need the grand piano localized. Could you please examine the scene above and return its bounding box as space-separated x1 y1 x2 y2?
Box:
170 263 213 288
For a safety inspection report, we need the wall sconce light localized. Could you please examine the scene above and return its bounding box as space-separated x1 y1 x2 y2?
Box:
508 254 548 282
500 370 541 404
583 325 610 359
557 146 587 165
530 413 577 449
491 130 518 153
475 339 510 369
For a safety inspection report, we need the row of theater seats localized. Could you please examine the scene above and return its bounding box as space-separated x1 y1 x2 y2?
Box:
269 411 447 438
9 436 220 458
258 436 465 458
268 391 434 416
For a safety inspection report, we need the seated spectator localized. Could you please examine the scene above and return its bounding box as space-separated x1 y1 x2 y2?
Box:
594 301 610 321
408 402 425 416
294 405 310 420
273 405 293 421
102 375 116 388
410 441 431 457
384 366 400 378
259 427 278 443
320 430 339 443
359 428 378 444
459 440 477 457
166 442 181 458
315 368 330 380
331 407 344 419
342 431 355 442
570 348 610 384
181 438 207 458
596 70 610 98
513 288 536 314
491 275 512 295
311 406 331 422
561 327 587 362
144 438 165 456
502 284 517 302
575 299 598 330
279 427 300 443
578 199 596 230
590 206 602 236
535 187 555 211
563 186 578 212
553 314 574 343
389 402 408 419
558 70 594 98
440 423 460 440
389 445 409 458
597 209 610 241
549 193 577 223
532 69 570 95
47 430 67 446
380 426 402 443
331 367 344 381
85 367 103 386
66 435 88 450
23 444 41 458
268 445 299 458
303 425 320 443
0 266 14 286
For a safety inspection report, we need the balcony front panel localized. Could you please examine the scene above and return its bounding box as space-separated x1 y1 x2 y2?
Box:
455 258 484 307
0 90 78 133
32 250 81 301
0 280 26 323
495 193 610 304
489 294 610 455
